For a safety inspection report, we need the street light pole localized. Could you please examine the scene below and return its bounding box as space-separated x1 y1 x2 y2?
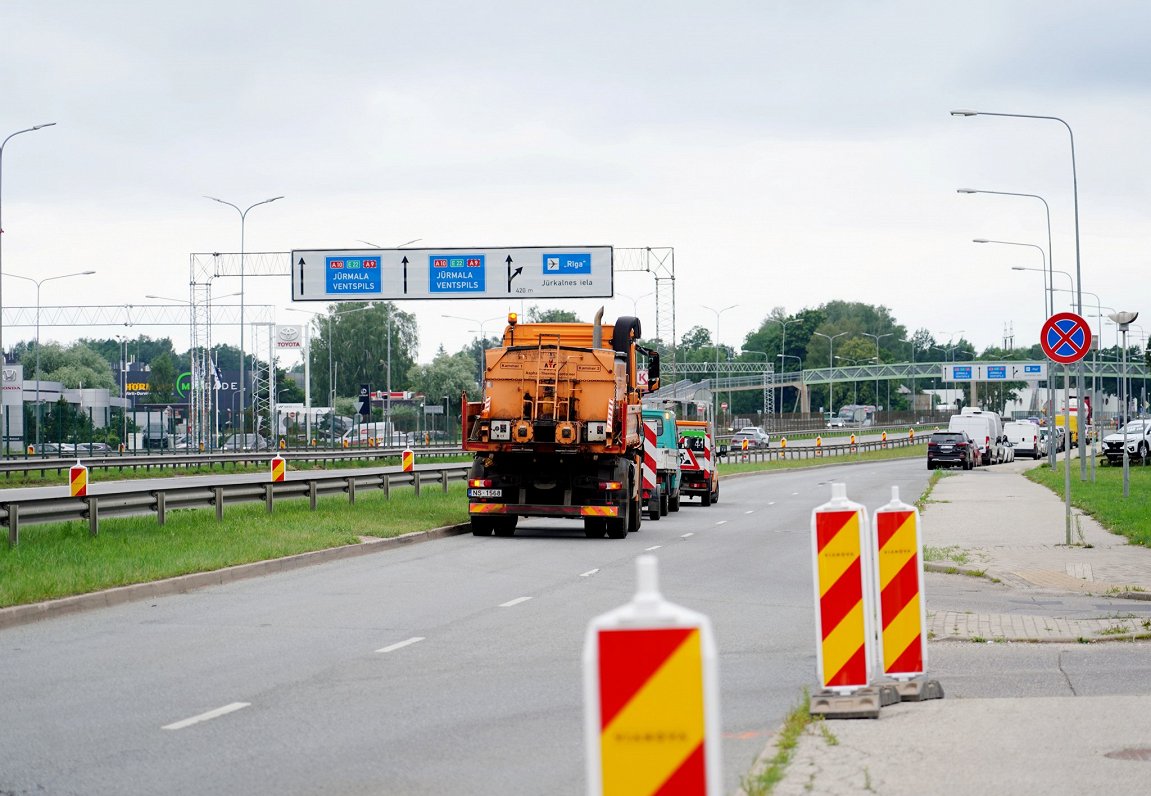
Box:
0 122 56 452
862 332 893 412
813 331 847 417
205 195 283 441
959 188 1054 311
953 109 1087 476
4 269 95 449
1109 311 1139 497
703 304 737 428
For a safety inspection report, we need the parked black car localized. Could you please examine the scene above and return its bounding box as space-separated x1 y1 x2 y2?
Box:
927 431 976 470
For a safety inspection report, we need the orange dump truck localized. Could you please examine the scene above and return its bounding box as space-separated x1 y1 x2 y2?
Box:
461 311 660 539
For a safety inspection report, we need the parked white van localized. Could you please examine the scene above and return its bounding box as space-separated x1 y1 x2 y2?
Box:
949 409 1005 465
1004 420 1043 459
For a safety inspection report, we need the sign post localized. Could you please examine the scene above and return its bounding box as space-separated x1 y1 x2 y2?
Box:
1040 312 1092 545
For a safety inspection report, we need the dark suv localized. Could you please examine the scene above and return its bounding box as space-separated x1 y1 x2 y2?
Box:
927 431 975 470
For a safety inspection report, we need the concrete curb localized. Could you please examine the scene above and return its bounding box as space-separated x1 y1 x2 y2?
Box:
0 523 472 631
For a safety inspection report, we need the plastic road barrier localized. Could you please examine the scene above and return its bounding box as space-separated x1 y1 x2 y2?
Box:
815 436 822 456
270 455 286 483
873 487 927 679
810 483 874 692
69 462 88 498
401 448 415 472
583 555 722 796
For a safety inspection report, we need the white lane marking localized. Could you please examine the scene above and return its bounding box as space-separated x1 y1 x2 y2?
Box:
163 702 250 731
681 532 694 539
579 568 600 578
791 492 799 496
376 636 426 654
769 501 776 506
500 596 533 608
716 520 727 526
645 545 662 551
745 510 755 515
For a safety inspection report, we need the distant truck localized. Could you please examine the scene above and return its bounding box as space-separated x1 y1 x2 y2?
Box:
1053 395 1091 446
677 419 720 505
641 406 682 520
461 311 660 539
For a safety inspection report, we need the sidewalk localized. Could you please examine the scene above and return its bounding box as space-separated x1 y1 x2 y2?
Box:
754 461 1151 795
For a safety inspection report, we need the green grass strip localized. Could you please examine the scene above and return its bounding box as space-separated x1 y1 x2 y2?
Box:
740 689 815 795
720 442 923 475
0 484 470 607
1025 460 1151 547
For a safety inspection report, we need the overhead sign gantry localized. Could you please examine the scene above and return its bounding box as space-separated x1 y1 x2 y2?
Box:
290 245 613 301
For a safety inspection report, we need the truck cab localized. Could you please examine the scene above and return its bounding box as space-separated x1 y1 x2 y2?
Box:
676 419 719 506
641 406 682 518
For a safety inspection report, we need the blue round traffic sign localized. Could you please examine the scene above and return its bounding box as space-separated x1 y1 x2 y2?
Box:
1041 312 1092 364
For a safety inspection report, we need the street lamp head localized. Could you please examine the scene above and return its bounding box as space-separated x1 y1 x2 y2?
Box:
972 238 989 244
32 122 57 130
956 188 977 194
1109 311 1139 327
950 109 979 117
1010 266 1026 271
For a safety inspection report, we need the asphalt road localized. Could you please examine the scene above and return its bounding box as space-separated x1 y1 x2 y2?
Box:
5 457 1147 794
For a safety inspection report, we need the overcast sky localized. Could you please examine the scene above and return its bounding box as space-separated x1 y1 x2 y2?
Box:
3 1 1150 365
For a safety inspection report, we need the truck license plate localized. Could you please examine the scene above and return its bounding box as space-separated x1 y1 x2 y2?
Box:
468 488 502 498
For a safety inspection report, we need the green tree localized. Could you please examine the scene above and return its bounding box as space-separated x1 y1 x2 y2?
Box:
526 307 580 323
307 302 417 403
148 352 177 403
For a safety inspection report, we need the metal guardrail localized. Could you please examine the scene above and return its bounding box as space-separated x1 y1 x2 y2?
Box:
718 435 925 463
2 463 472 545
0 446 468 479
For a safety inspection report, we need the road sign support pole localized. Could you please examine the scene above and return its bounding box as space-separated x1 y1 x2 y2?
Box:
1063 365 1072 545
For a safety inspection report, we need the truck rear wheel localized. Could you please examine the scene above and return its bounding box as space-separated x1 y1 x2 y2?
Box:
493 516 518 537
701 488 712 507
471 517 495 536
584 518 607 538
659 492 669 516
669 492 681 512
647 496 661 521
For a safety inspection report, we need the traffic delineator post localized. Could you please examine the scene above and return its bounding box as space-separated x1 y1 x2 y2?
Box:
908 428 915 442
270 455 286 483
872 487 943 702
850 433 857 451
740 437 749 461
880 430 888 448
809 483 894 718
815 436 822 456
583 555 722 795
779 437 787 459
401 448 415 473
69 461 88 498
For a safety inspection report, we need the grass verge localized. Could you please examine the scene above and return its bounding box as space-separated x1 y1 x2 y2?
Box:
0 484 469 607
740 689 816 796
1025 460 1151 547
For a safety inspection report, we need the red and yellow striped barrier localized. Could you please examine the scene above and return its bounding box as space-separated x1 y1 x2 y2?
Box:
270 455 286 483
811 485 873 691
69 463 88 498
873 489 926 678
585 556 721 795
401 448 414 472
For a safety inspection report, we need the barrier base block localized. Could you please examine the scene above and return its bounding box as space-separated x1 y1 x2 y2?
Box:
809 685 900 719
881 677 945 703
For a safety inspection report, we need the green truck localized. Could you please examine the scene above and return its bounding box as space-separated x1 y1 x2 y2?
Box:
640 406 682 519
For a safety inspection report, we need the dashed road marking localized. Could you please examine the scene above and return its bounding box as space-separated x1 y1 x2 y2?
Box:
645 545 662 551
681 532 694 539
376 637 426 654
768 501 776 506
716 520 727 526
744 510 755 515
500 596 533 608
163 702 250 731
579 568 600 578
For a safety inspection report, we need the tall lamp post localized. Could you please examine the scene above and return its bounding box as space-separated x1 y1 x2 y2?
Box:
813 331 847 418
741 349 772 424
205 194 283 441
861 332 893 411
1109 311 1139 497
0 122 57 451
953 109 1087 476
959 188 1053 306
703 304 737 428
4 269 95 449
443 314 503 386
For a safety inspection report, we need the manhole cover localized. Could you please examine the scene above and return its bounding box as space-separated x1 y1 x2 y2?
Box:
1105 748 1151 761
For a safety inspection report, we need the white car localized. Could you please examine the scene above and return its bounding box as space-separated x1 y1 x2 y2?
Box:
1101 420 1151 465
826 418 846 428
